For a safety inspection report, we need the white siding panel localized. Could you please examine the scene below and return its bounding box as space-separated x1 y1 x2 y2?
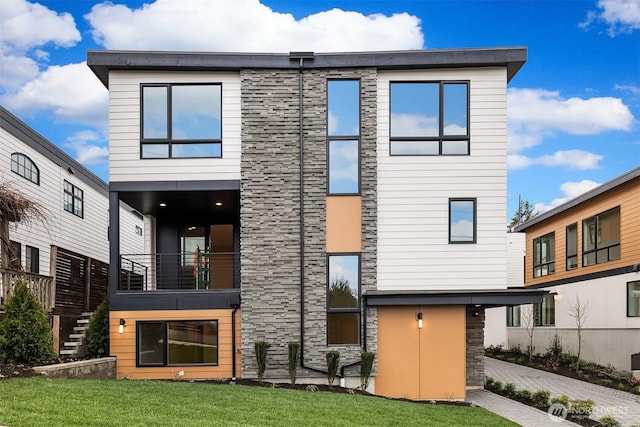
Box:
377 67 508 291
108 71 241 183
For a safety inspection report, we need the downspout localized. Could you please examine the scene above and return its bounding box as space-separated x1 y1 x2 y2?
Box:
231 303 239 380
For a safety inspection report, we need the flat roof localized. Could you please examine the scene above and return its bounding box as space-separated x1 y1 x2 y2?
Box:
515 166 640 232
364 288 548 307
87 47 527 88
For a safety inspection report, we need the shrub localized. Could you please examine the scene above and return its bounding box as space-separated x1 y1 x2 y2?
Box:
515 389 532 401
503 383 517 397
546 333 563 357
551 394 570 407
531 390 550 409
508 343 522 354
0 279 54 365
360 351 375 390
254 341 270 382
485 344 503 356
599 415 621 427
486 379 504 393
569 399 594 419
326 350 340 386
86 297 110 357
287 342 300 385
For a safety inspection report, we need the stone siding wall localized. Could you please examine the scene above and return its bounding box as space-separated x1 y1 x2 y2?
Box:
466 307 486 388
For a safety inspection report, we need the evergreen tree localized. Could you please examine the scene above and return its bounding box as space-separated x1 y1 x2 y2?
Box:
87 297 110 357
509 197 537 231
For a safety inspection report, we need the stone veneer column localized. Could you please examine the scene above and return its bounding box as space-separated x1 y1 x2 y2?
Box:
466 306 486 388
240 67 377 379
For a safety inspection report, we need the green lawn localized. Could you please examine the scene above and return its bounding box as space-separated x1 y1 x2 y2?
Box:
0 377 516 426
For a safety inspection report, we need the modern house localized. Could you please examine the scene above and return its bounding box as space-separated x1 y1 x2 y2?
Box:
0 105 143 354
508 167 640 370
88 47 547 400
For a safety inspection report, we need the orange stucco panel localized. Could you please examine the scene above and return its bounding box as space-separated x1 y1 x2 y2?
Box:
376 305 466 400
326 196 362 252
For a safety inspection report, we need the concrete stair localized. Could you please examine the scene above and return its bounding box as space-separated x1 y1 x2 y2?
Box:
60 312 93 358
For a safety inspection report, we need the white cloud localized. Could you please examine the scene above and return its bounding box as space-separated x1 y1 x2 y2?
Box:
391 113 438 137
85 0 423 52
581 0 640 36
507 88 635 152
614 84 640 95
508 150 603 171
65 131 108 165
535 180 601 213
2 62 108 129
0 53 40 88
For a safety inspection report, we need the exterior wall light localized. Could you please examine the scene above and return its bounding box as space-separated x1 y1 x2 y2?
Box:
119 318 126 334
417 312 423 329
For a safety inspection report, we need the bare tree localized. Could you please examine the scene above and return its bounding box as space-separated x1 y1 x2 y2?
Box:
567 295 591 371
521 305 536 361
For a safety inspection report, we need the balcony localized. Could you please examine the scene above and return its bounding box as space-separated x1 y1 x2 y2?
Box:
0 269 55 311
119 252 239 292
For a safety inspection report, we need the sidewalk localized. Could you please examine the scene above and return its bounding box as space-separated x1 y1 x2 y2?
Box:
484 356 640 426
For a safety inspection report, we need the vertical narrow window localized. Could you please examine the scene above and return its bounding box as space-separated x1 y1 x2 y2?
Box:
25 246 39 274
9 240 21 270
534 295 555 326
583 207 620 266
390 81 469 155
533 232 555 277
628 281 640 317
141 84 222 159
327 80 360 194
566 223 578 270
11 153 40 185
506 306 521 327
63 180 84 218
449 198 476 243
327 254 360 345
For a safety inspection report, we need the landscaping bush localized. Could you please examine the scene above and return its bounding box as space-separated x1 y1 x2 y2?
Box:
599 415 621 427
287 342 300 385
569 399 594 419
360 351 375 390
254 341 270 382
86 297 109 357
485 378 503 393
0 279 54 365
515 389 532 401
551 394 570 407
531 390 550 409
326 350 340 386
503 383 517 397
508 344 522 354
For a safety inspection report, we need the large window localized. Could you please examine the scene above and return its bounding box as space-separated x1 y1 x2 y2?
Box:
583 207 620 266
141 84 222 159
390 81 469 155
628 281 640 317
566 223 578 270
25 245 39 274
533 232 555 278
327 80 360 194
327 254 360 345
449 198 476 243
506 306 521 327
11 153 39 185
63 180 83 218
534 294 555 326
137 320 218 366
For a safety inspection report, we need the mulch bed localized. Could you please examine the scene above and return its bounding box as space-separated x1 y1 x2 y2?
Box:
0 363 39 380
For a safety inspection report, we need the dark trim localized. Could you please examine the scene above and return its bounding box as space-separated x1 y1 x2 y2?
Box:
63 180 84 219
515 166 640 231
581 206 620 267
524 264 638 289
627 280 640 318
10 152 40 185
364 288 548 307
108 191 121 303
326 253 361 346
110 289 241 311
109 180 240 192
0 105 108 194
87 47 527 88
566 223 578 271
533 231 555 278
449 197 477 244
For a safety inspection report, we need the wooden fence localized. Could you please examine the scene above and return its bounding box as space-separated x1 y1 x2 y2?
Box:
0 269 55 311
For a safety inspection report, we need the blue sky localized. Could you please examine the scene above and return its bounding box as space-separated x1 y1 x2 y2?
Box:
1 0 638 217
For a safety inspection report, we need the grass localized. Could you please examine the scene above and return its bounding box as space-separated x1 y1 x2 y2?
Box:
0 377 517 426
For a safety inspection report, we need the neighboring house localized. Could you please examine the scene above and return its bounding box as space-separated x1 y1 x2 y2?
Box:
0 105 143 353
508 167 640 370
88 47 547 400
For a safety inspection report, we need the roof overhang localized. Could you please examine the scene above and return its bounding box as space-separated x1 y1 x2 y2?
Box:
364 288 548 308
87 47 527 88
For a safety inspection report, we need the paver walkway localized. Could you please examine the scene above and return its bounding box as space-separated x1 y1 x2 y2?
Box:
485 356 640 426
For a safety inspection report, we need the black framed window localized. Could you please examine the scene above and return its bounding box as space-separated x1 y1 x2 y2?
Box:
327 254 360 345
327 80 360 194
449 198 476 243
533 232 555 278
582 207 620 266
566 223 578 270
25 245 39 274
534 295 555 326
141 84 222 159
506 306 521 327
390 81 469 155
11 153 39 185
137 320 218 366
628 281 640 317
63 180 83 218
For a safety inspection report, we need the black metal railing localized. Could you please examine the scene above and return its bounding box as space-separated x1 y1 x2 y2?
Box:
119 252 238 291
